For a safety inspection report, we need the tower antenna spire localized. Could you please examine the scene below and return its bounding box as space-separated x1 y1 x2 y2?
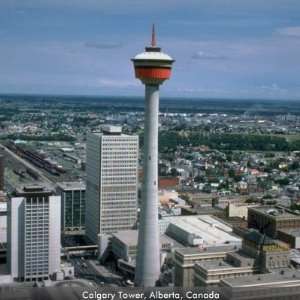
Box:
151 24 156 47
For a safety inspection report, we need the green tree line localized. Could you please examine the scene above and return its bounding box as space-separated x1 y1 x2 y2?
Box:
157 131 300 152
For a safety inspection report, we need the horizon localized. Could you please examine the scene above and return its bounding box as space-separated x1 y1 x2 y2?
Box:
1 0 300 99
1 92 300 104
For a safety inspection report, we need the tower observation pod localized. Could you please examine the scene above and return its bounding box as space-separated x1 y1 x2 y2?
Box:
132 25 174 287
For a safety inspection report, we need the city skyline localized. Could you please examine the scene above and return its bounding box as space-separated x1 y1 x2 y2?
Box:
0 0 300 99
2 1 300 296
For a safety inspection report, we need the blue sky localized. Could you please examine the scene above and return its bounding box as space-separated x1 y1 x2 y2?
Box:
0 0 300 99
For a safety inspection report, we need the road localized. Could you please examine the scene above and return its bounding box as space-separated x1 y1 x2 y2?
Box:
70 256 123 287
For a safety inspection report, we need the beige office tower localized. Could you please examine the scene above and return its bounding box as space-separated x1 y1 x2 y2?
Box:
85 126 139 245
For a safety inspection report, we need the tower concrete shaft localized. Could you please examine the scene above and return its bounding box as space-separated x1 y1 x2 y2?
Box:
132 25 174 287
135 84 160 287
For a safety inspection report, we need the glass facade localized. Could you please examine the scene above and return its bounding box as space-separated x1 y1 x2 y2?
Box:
61 185 86 233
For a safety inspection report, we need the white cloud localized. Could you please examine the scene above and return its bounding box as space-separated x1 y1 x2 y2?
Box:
192 51 227 60
260 83 281 90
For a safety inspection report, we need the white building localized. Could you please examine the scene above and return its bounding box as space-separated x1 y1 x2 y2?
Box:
227 203 259 220
162 215 242 248
7 186 61 281
85 126 139 244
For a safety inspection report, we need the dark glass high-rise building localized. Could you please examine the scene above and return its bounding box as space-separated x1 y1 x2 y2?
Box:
57 182 86 234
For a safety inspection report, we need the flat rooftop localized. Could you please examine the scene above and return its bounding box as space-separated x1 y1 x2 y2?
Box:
111 230 176 247
112 230 138 246
15 184 54 196
175 245 237 256
222 270 300 287
90 132 131 138
249 206 300 220
196 259 234 270
167 215 241 246
57 181 86 191
227 250 256 263
102 125 122 134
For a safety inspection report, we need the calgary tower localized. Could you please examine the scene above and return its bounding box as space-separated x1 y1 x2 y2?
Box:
132 25 174 287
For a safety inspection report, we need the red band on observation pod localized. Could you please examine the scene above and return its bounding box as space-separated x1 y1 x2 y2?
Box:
135 68 171 80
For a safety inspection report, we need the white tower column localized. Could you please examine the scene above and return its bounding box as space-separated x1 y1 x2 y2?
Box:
135 84 160 287
132 25 174 287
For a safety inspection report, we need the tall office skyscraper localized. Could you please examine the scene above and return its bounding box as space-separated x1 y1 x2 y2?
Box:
85 125 139 244
8 185 61 281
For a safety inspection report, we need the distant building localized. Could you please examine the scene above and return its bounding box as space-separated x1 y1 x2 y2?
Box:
248 206 300 238
7 185 61 281
237 181 248 194
57 181 86 234
85 126 139 244
226 203 258 220
158 177 179 189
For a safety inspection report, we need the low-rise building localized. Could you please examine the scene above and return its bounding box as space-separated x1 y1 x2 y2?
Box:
248 206 300 238
194 259 254 287
220 270 300 300
164 215 242 248
111 230 174 263
242 229 290 273
277 228 300 249
226 203 258 220
173 245 237 287
111 230 175 277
